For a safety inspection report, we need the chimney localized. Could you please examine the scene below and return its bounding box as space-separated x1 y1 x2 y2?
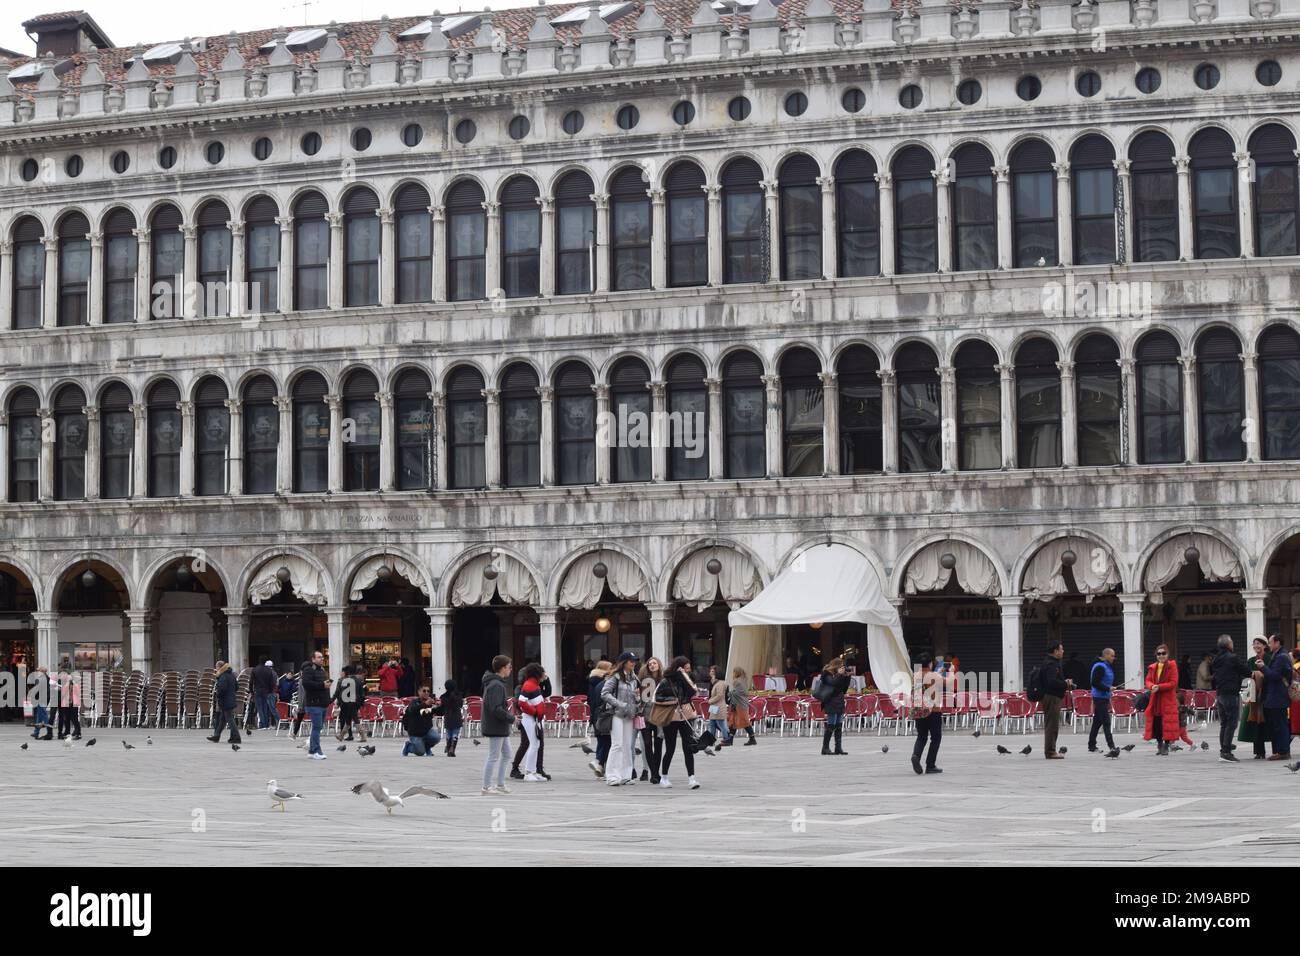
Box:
22 11 115 57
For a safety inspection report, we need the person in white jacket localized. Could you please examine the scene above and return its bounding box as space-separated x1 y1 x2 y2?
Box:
601 652 641 786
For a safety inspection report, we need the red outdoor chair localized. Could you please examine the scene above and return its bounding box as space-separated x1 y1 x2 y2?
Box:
1002 695 1033 734
752 675 767 691
464 698 483 737
778 696 804 737
564 700 590 735
1071 693 1095 732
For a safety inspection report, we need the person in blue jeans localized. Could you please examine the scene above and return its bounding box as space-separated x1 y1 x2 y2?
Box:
706 666 732 750
299 651 331 760
401 687 442 756
480 656 515 794
29 666 52 740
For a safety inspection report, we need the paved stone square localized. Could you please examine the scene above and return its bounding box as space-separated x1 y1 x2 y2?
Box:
1 722 1296 866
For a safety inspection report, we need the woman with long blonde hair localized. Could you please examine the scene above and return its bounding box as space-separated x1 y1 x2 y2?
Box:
637 657 664 782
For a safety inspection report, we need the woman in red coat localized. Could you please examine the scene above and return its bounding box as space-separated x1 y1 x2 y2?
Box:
1143 644 1180 755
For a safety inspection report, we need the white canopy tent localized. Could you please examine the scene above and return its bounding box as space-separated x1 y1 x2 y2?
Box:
727 543 911 693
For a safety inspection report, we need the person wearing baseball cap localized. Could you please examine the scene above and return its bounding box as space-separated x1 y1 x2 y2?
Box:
250 657 279 731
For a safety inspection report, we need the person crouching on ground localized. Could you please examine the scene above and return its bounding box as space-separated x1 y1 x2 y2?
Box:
401 686 441 756
481 656 515 795
818 657 851 756
516 663 548 782
602 652 641 786
435 679 463 756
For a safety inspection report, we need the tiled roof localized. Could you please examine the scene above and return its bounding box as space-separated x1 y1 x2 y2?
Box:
21 10 90 26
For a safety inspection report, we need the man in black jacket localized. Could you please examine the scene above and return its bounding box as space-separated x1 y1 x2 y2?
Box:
300 651 331 759
1210 634 1252 761
1040 642 1073 759
480 656 515 795
250 659 278 729
401 687 442 756
207 661 242 745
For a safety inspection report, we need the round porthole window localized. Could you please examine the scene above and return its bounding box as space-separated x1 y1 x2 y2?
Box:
158 146 177 169
842 87 865 113
562 110 584 135
508 115 530 140
672 100 695 126
65 154 83 178
402 123 424 147
20 158 39 182
1076 71 1101 97
616 104 639 130
252 137 273 161
784 91 808 117
455 119 477 144
1136 67 1161 94
957 79 982 105
110 150 130 174
351 127 372 151
1194 63 1220 91
300 132 322 155
899 84 922 109
1016 75 1041 101
728 96 751 121
205 142 225 165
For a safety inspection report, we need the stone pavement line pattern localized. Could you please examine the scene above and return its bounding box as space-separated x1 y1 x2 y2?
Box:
1 726 1295 866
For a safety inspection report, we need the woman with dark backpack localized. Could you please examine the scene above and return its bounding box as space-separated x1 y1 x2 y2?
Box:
654 657 701 790
817 657 851 756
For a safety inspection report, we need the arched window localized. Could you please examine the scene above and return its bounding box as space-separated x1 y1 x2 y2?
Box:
1010 140 1057 267
343 187 380 307
722 158 765 284
1190 128 1239 259
7 388 40 502
342 369 380 490
1258 325 1300 460
395 184 432 304
834 149 880 278
147 380 181 497
446 366 486 489
555 171 595 295
722 351 766 478
610 358 651 482
150 204 184 319
836 345 882 474
53 384 86 500
394 369 432 490
780 348 823 476
896 343 941 472
951 144 996 272
610 167 651 292
554 362 596 485
1250 124 1300 258
195 201 231 318
99 383 133 499
892 147 938 274
665 354 708 481
56 213 90 327
1196 328 1245 463
955 340 1001 470
446 180 486 302
500 363 540 488
1130 131 1179 262
12 216 44 329
194 376 229 496
103 208 138 324
292 372 329 492
1015 338 1062 467
293 191 329 311
1075 334 1121 466
1136 331 1184 464
241 375 278 495
1070 135 1116 265
244 197 279 314
666 162 708 287
500 176 541 299
779 155 821 280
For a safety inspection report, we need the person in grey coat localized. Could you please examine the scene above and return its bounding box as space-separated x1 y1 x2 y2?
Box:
601 652 641 786
480 655 515 795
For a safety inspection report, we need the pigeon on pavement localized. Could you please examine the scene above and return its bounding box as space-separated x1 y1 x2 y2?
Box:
1020 745 1032 755
146 736 153 745
20 742 27 750
1122 744 1136 752
337 745 347 752
351 780 449 813
358 745 376 756
1286 761 1300 773
1105 749 1121 759
267 779 303 811
1200 741 1209 750
996 745 1011 755
122 741 135 750
232 744 241 751
881 745 889 753
1059 747 1067 754
972 730 982 738
85 738 96 747
472 738 481 746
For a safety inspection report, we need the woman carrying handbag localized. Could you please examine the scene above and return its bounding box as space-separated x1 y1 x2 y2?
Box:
601 652 641 786
650 656 701 790
637 658 665 782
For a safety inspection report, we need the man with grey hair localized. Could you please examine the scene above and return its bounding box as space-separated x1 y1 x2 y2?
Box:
1210 634 1252 762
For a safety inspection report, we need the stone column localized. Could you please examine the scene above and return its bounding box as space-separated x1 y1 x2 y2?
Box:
537 606 561 694
431 390 448 490
426 607 453 694
42 237 58 329
538 196 556 297
224 607 249 674
126 609 155 676
1058 360 1077 467
1119 593 1145 691
876 172 895 276
1175 156 1193 260
650 189 666 288
325 606 350 679
131 403 147 496
274 396 293 493
594 383 611 485
762 180 780 282
483 200 501 298
275 216 293 312
482 388 502 489
134 228 152 322
706 377 723 480
228 221 245 318
1053 161 1072 266
997 363 1015 468
648 602 674 669
818 175 836 279
1243 589 1269 643
87 231 104 325
705 184 723 285
32 610 59 671
997 596 1023 692
994 165 1012 270
1236 151 1255 258
878 369 898 473
178 400 195 496
1113 159 1132 264
933 165 952 273
1120 358 1138 465
326 393 343 492
1179 354 1198 463
430 205 447 303
327 212 345 309
763 374 782 478
649 380 667 482
0 240 12 329
809 370 835 480
1241 350 1260 462
537 386 555 486
592 193 610 293
378 208 396 307
378 391 395 492
225 399 242 495
182 224 198 319
938 365 956 472
83 406 100 499
38 407 54 501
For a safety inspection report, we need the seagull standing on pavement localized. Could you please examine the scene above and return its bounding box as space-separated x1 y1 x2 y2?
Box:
267 780 304 811
351 781 449 813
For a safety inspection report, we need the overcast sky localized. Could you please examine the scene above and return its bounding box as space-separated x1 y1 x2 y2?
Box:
2 0 538 58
